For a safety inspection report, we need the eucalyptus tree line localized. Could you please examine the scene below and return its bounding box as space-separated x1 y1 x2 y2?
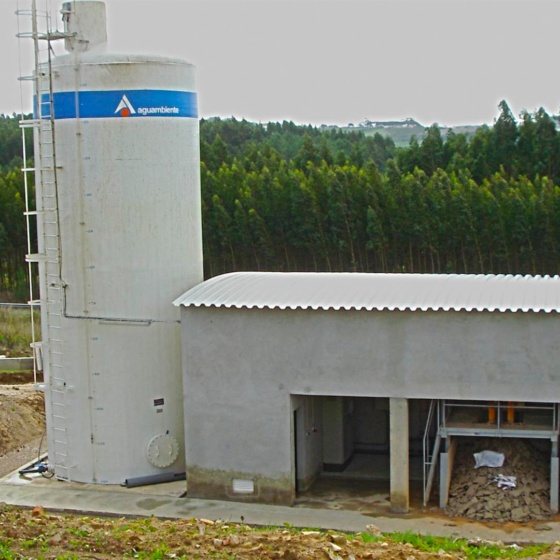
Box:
201 102 560 277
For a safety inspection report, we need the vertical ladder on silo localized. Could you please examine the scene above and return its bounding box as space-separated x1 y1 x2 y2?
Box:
17 0 74 480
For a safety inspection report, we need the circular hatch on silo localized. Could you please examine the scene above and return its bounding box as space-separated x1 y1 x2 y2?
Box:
147 434 179 468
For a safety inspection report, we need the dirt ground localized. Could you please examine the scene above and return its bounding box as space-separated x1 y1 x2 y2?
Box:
0 381 45 476
0 506 556 559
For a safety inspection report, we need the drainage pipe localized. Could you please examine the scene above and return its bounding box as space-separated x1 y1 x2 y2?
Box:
124 472 186 488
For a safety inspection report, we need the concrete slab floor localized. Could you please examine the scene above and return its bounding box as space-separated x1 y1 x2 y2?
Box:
321 453 423 482
1 468 186 499
1 467 560 544
297 477 411 515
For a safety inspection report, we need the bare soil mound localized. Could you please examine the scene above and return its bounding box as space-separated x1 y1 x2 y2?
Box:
446 438 551 522
0 384 45 457
0 370 42 385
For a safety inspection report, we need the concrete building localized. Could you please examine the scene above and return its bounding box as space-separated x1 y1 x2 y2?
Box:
175 272 560 513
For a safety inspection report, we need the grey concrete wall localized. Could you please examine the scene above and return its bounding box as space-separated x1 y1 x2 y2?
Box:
322 397 354 466
353 398 389 452
183 306 560 402
181 306 560 504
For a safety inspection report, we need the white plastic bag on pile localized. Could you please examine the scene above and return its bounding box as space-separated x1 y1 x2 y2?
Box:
473 450 505 468
494 474 516 489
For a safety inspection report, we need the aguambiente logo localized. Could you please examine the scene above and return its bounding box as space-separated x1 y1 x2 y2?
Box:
115 95 136 117
115 94 180 117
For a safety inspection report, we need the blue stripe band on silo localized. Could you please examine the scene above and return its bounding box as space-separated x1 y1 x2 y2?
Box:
34 90 198 119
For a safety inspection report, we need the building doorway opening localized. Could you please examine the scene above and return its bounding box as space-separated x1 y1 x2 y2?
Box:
292 395 429 511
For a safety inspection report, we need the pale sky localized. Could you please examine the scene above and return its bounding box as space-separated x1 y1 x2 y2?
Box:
0 0 558 127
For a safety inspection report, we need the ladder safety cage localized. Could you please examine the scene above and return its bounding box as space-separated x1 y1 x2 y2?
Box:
16 0 72 480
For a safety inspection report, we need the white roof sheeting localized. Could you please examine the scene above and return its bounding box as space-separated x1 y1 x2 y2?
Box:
173 272 560 314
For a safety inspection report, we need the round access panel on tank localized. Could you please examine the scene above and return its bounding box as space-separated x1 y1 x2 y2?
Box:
147 434 180 468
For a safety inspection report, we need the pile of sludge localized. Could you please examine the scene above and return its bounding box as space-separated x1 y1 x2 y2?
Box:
446 438 551 522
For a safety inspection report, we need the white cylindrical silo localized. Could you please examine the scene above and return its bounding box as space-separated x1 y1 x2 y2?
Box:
35 0 203 484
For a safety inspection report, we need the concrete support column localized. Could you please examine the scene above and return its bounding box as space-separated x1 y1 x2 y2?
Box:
551 438 559 514
390 397 409 514
439 437 458 509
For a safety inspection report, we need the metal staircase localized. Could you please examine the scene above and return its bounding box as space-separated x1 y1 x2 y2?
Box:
16 0 74 480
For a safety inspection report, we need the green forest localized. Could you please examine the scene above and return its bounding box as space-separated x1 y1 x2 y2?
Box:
1 101 560 299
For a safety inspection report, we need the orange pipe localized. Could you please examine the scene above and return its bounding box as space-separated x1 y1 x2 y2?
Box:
488 404 496 423
507 401 515 423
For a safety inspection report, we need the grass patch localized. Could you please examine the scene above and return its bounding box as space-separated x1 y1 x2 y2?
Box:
368 531 551 559
224 525 552 559
0 540 13 560
240 525 551 559
0 308 39 357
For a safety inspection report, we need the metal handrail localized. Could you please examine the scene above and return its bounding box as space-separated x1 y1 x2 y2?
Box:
422 400 436 506
443 401 556 411
441 400 558 435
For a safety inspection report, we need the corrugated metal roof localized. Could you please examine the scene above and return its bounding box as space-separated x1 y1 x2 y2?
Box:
173 272 560 314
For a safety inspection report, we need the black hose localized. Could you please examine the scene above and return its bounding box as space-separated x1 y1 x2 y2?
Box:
37 429 54 478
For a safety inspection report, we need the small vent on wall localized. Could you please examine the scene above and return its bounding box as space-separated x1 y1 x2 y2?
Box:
232 479 255 494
